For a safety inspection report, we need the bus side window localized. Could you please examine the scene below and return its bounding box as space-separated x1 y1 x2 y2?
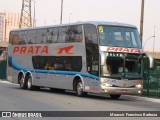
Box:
36 29 41 44
84 24 99 76
46 28 53 43
75 33 83 42
66 25 83 43
75 25 83 42
27 30 36 44
9 32 13 44
46 28 58 43
41 29 47 43
11 32 19 45
18 31 26 45
52 28 58 43
36 29 47 44
57 26 68 43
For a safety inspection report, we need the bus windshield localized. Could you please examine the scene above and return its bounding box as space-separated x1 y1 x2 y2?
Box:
101 53 142 79
98 26 141 48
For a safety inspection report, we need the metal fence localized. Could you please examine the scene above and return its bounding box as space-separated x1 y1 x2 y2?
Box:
0 60 7 80
143 59 160 98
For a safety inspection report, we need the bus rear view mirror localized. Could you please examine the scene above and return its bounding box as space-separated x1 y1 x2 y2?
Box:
144 53 154 69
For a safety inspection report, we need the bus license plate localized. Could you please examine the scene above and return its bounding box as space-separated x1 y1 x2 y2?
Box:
121 90 127 93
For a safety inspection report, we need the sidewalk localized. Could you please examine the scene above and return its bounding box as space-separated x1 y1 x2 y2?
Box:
0 79 12 84
1 79 160 103
124 95 160 103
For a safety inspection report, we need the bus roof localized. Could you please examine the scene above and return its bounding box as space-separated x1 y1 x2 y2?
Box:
76 21 137 28
10 21 137 32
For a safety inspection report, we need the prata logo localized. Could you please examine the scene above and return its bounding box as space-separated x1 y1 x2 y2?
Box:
55 45 75 54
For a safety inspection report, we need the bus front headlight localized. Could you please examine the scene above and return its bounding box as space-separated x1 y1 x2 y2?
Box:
101 83 112 87
136 84 142 88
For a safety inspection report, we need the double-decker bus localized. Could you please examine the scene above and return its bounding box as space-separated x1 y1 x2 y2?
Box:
7 21 153 99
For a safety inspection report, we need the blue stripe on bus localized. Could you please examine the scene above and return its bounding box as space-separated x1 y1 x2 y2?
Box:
10 56 99 80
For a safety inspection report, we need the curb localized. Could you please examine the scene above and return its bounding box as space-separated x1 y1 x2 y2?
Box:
0 80 12 84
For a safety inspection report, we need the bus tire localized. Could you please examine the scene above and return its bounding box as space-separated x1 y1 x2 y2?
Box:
26 75 33 90
76 80 87 97
19 74 27 89
110 94 121 99
26 75 40 90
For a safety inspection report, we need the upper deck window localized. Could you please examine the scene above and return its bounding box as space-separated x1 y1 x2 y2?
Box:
36 29 47 44
9 25 83 45
57 25 83 43
99 26 141 48
46 27 58 43
26 30 36 44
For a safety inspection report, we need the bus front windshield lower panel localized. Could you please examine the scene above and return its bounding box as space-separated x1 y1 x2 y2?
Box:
98 25 141 49
101 54 142 80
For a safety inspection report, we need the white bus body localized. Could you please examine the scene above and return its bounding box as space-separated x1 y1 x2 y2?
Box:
7 21 144 99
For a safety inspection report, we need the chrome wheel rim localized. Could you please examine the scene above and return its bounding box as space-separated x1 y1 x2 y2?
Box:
20 77 24 88
77 82 83 95
27 78 32 89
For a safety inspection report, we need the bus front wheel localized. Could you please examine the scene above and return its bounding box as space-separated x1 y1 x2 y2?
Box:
26 75 39 90
76 81 87 97
26 75 33 90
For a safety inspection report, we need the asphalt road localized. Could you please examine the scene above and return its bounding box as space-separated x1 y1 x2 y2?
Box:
0 80 160 120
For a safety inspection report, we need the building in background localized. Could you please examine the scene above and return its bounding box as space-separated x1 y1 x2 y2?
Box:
0 12 20 48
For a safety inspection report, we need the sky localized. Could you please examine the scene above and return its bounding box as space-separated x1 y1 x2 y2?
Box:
0 0 160 51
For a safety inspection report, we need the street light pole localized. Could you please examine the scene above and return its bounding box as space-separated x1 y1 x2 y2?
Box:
33 0 36 27
140 0 145 44
60 0 63 24
153 25 156 53
142 36 155 50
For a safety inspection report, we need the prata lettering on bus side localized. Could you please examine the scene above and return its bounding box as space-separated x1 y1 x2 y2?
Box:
12 45 75 55
12 45 49 54
107 47 140 53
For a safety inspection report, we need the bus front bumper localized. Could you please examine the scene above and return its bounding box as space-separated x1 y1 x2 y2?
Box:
100 87 142 95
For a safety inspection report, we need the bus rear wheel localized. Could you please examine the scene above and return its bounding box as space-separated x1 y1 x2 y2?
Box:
110 94 121 99
76 81 87 97
19 74 26 89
